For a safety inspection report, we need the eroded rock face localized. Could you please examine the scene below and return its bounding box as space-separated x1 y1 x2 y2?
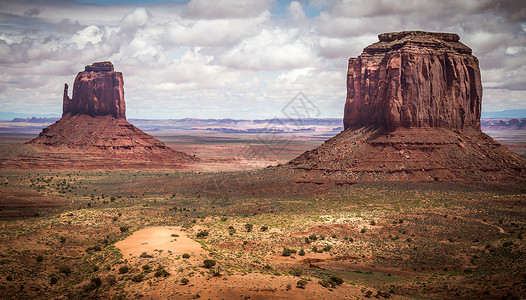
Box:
344 31 482 131
63 61 126 119
22 61 198 169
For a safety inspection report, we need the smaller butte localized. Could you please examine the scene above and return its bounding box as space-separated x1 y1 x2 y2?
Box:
23 61 198 169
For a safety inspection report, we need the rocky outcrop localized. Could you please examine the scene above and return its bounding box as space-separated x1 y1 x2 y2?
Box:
63 61 126 119
289 31 525 183
344 31 482 131
24 61 198 169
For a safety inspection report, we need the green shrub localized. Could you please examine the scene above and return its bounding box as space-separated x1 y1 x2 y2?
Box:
260 226 269 232
323 245 332 252
245 224 254 232
59 265 72 275
282 247 297 257
142 265 151 272
203 259 216 269
132 274 144 282
181 277 189 285
112 216 118 221
86 245 102 252
182 253 190 259
309 234 317 241
329 275 343 286
140 252 153 258
154 267 170 277
228 226 236 235
360 228 366 234
120 226 129 233
36 255 44 262
298 249 305 256
319 279 331 288
196 230 209 238
118 266 130 274
91 277 102 287
289 268 303 277
49 274 58 285
296 279 308 289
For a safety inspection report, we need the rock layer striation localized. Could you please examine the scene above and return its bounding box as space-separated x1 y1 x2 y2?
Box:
344 31 482 131
63 61 126 119
289 31 525 183
23 61 197 169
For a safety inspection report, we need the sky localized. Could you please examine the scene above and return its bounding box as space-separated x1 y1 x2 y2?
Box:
0 0 525 119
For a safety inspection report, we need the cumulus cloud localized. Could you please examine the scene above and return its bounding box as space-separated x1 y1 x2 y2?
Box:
0 0 524 118
164 12 269 47
216 28 317 70
71 25 102 48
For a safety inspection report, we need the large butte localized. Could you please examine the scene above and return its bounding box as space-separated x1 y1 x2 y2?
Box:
288 31 525 183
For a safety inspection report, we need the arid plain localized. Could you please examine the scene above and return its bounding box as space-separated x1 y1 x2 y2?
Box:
0 119 525 299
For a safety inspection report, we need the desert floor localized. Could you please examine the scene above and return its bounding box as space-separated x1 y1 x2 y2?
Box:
0 128 525 299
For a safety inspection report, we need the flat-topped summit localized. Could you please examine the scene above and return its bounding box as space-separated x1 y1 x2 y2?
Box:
84 61 114 72
365 31 471 55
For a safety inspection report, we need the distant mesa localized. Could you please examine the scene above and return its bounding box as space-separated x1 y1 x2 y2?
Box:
289 31 526 182
23 61 197 169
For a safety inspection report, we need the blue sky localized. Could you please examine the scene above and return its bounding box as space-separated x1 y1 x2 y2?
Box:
0 0 525 119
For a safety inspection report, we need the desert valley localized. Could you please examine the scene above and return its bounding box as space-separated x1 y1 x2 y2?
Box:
0 30 525 300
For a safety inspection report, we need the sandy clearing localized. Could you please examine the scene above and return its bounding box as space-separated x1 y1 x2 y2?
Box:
115 226 204 258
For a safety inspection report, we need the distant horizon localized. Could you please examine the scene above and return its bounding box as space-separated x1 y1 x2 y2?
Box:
2 108 526 121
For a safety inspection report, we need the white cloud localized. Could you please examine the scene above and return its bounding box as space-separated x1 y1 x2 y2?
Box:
216 28 317 70
164 12 269 47
71 25 102 48
0 0 524 118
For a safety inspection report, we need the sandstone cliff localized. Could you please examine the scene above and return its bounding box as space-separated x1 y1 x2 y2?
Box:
289 31 525 183
22 61 197 169
344 31 482 131
63 61 126 119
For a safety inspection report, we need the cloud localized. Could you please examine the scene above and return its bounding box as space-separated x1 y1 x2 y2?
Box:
183 0 273 19
24 7 42 16
71 25 102 48
0 0 525 118
164 13 269 47
57 19 81 34
216 28 317 70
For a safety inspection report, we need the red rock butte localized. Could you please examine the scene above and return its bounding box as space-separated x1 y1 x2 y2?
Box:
22 61 197 170
288 31 526 182
344 31 481 131
63 61 126 119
